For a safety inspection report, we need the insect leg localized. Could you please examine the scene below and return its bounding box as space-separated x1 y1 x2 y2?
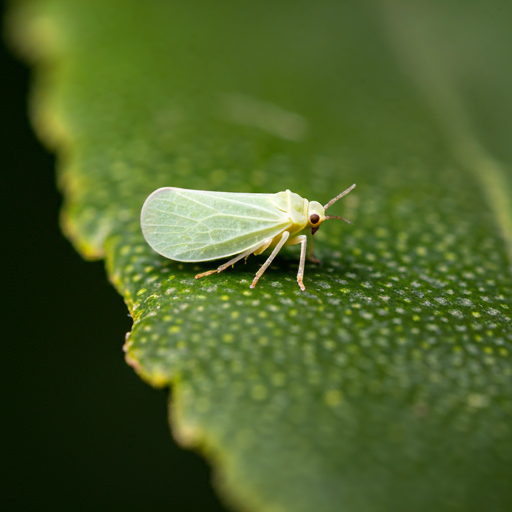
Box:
306 232 321 264
194 269 218 279
288 235 307 291
250 231 290 289
245 236 272 263
217 240 271 273
195 238 272 280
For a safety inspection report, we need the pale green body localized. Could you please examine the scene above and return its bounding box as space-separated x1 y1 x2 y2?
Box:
140 184 355 290
141 187 325 262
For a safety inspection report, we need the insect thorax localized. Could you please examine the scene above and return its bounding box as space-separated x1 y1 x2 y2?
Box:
268 190 308 229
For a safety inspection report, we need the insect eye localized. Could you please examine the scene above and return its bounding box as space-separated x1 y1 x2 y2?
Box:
310 214 320 225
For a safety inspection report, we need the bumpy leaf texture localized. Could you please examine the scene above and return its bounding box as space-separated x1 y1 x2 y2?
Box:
9 1 512 511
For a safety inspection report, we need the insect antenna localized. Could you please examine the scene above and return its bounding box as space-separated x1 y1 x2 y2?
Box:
324 184 356 210
325 215 351 224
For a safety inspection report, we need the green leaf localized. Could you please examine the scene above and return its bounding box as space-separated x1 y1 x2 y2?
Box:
9 0 512 511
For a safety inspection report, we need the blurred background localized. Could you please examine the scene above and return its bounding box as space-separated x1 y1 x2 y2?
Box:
1 3 227 510
3 0 512 510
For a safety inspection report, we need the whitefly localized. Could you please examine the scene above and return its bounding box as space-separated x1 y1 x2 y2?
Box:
140 184 355 290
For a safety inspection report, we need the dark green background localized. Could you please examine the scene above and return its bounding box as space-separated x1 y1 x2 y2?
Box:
1 5 226 510
4 1 512 510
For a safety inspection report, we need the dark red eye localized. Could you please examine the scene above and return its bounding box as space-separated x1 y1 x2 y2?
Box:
310 214 320 225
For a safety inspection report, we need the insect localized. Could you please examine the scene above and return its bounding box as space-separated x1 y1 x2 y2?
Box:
140 184 355 290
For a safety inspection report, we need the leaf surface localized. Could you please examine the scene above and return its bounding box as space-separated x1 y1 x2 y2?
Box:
9 1 512 511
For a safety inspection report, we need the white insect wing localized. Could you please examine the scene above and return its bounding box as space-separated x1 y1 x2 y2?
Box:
141 188 291 262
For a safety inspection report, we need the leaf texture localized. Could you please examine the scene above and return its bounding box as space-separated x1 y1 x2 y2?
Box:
9 1 512 511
